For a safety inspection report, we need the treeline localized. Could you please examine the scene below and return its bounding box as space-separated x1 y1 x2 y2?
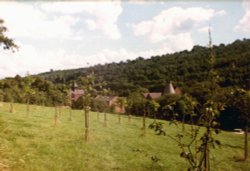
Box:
38 38 250 96
0 75 70 106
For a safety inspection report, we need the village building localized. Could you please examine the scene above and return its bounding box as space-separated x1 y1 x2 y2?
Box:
143 92 162 100
163 81 176 94
69 81 181 112
143 81 181 100
95 95 124 113
70 81 84 101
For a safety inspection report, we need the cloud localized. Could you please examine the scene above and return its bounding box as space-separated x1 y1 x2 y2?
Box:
127 0 156 5
41 1 123 40
131 7 218 44
0 2 80 40
0 42 86 78
130 6 226 52
215 10 227 16
198 26 213 33
0 42 41 78
0 1 122 40
234 1 250 33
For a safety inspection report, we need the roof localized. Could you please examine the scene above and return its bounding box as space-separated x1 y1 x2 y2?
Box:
95 95 117 102
71 89 84 95
144 92 162 100
163 81 176 94
175 87 182 95
70 89 84 101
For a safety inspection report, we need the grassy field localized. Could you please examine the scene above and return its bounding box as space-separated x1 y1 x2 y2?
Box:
0 102 249 171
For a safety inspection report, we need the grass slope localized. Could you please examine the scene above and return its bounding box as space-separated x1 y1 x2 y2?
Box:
0 102 249 171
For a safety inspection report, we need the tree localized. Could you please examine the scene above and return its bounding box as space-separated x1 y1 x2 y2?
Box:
147 100 160 122
150 29 226 171
116 97 127 124
229 85 250 161
128 91 147 135
23 73 35 116
78 73 96 142
50 90 64 126
157 94 180 120
0 19 18 51
92 98 108 121
0 89 4 110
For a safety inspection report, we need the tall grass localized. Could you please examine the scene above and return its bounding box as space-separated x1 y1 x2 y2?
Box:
0 102 249 171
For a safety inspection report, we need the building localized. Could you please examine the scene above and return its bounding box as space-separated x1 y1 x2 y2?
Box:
143 81 182 100
163 81 176 94
95 95 124 113
143 92 162 100
70 81 84 101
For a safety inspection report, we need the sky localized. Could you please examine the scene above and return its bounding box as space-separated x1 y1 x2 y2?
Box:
0 0 250 78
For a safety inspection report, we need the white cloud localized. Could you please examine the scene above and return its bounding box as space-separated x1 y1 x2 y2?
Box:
131 7 217 45
234 1 250 33
83 2 123 40
41 1 123 40
127 0 156 5
0 2 80 40
40 2 89 14
0 1 122 40
215 10 227 16
198 26 213 33
0 42 41 78
0 42 86 78
130 6 226 52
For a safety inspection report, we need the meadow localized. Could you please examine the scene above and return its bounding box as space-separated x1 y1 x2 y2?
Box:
0 102 249 171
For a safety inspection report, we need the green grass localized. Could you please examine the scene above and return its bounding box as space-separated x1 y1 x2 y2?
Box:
0 102 249 171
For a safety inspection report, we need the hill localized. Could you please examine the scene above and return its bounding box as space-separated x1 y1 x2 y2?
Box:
38 38 250 96
0 102 249 171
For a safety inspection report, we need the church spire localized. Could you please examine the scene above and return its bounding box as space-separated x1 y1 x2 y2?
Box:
71 81 78 91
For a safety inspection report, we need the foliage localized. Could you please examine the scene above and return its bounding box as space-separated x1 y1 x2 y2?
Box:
127 91 147 116
147 100 160 120
150 32 229 170
38 39 250 97
0 19 18 51
0 75 69 107
116 97 127 113
92 98 109 113
228 88 250 122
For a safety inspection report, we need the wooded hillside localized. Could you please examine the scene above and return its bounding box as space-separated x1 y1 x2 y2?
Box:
38 38 250 96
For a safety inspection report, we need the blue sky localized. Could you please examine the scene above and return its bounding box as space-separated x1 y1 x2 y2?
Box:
0 0 249 78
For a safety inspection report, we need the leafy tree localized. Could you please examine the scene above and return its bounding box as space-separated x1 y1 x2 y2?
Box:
147 100 160 122
116 97 127 124
78 73 96 142
150 30 227 171
49 89 64 125
128 91 147 135
228 86 250 160
157 94 181 120
0 89 4 110
127 91 147 116
0 19 18 51
23 73 35 116
3 88 14 113
0 89 4 102
92 98 108 121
